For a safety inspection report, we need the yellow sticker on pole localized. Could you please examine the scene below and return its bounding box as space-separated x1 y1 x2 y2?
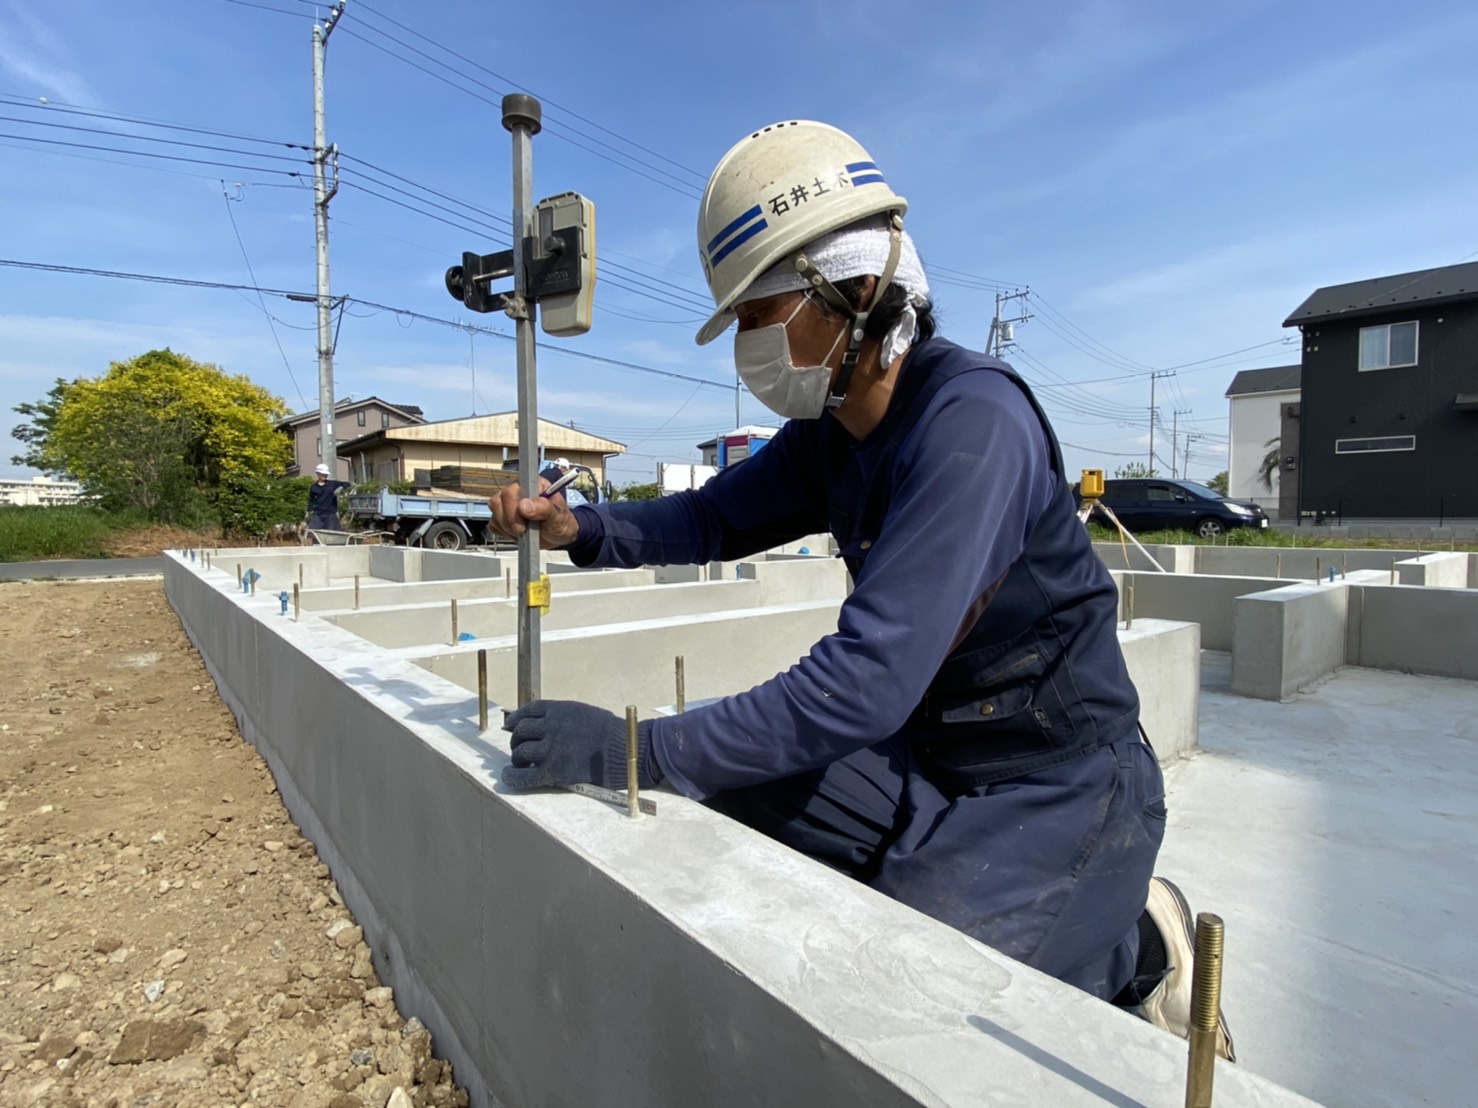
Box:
527 574 551 613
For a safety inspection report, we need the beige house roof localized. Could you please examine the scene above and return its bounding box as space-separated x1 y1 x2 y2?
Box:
374 413 624 453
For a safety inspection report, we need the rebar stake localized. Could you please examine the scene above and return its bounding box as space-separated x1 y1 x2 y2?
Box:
1316 556 1322 584
298 563 304 590
625 705 639 819
354 574 360 610
477 649 488 732
675 655 686 713
1125 582 1135 630
451 598 459 645
1184 912 1225 1108
236 563 243 588
505 568 511 599
293 582 300 621
1275 552 1282 579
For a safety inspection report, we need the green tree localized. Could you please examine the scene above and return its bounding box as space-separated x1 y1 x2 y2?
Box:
11 349 290 523
10 380 66 470
1206 471 1229 495
1113 462 1159 478
612 481 660 501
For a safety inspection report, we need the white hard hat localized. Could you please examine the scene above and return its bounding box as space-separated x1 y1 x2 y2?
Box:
554 457 571 468
314 463 330 475
695 121 908 346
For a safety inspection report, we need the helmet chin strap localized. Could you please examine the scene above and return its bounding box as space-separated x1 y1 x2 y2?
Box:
790 213 905 411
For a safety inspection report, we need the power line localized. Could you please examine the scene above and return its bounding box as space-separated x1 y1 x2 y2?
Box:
333 22 700 199
345 0 705 187
219 181 310 409
0 257 736 394
5 94 713 319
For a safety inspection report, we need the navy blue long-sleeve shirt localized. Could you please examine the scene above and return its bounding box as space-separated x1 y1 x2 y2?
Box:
569 340 1054 800
307 479 350 523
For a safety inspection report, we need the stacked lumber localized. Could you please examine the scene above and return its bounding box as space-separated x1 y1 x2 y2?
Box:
428 465 519 497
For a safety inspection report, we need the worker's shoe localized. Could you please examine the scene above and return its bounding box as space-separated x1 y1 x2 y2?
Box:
1137 877 1237 1062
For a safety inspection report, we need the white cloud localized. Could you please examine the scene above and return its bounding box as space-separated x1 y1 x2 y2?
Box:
0 8 97 105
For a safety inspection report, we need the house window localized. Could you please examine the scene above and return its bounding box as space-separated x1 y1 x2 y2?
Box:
1335 435 1416 454
357 411 366 427
1358 321 1418 371
381 412 390 429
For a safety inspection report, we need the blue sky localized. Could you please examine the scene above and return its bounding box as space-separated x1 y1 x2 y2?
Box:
2 0 1475 487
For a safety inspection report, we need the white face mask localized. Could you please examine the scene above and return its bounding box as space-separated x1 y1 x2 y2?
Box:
733 298 847 421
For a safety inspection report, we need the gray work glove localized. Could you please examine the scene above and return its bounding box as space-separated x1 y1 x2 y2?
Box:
501 700 661 791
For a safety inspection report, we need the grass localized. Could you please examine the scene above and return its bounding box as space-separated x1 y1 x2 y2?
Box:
0 505 126 561
1084 523 1478 552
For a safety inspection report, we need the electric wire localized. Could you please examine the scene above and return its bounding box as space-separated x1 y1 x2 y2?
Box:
220 180 310 409
333 24 700 200
0 258 738 395
5 95 713 319
342 0 706 189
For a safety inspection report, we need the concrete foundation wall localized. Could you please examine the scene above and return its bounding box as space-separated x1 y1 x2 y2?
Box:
1116 573 1285 651
1118 618 1200 761
1348 585 1478 680
1232 584 1350 701
1090 542 1192 573
162 555 1309 1108
737 555 849 604
416 601 843 716
1395 552 1469 588
329 580 765 649
301 567 659 612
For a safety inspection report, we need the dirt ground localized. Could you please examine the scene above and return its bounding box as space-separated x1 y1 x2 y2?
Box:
0 579 471 1108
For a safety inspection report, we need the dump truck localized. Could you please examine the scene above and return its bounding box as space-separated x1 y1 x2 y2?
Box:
343 489 502 550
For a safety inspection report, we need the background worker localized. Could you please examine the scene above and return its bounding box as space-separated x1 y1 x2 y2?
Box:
306 463 351 531
491 120 1231 1057
538 457 594 507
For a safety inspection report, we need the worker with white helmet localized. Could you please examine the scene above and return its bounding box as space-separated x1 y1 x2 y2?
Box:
492 120 1231 1056
306 462 351 531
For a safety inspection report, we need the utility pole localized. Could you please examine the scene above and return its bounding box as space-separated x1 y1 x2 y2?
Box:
312 2 346 477
1183 433 1200 480
1148 370 1175 473
987 288 1032 358
1171 408 1192 478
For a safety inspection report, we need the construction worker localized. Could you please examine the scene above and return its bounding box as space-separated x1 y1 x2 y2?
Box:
491 120 1232 1057
539 457 592 507
306 463 351 531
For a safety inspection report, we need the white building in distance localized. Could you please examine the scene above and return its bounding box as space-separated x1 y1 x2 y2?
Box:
0 476 85 507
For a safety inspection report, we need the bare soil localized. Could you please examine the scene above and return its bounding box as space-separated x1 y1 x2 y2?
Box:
0 579 471 1108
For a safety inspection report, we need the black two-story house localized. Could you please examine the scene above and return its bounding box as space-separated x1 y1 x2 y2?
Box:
1283 261 1478 520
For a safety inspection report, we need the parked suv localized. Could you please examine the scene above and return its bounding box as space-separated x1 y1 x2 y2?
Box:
1092 478 1269 539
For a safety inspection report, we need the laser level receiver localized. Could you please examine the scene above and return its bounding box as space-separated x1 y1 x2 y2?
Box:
444 192 595 336
532 192 595 336
1080 468 1105 500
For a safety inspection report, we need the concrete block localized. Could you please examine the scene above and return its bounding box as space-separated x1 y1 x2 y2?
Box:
1231 583 1349 701
1118 618 1200 761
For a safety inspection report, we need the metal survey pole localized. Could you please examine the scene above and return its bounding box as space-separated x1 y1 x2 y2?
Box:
506 94 542 708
